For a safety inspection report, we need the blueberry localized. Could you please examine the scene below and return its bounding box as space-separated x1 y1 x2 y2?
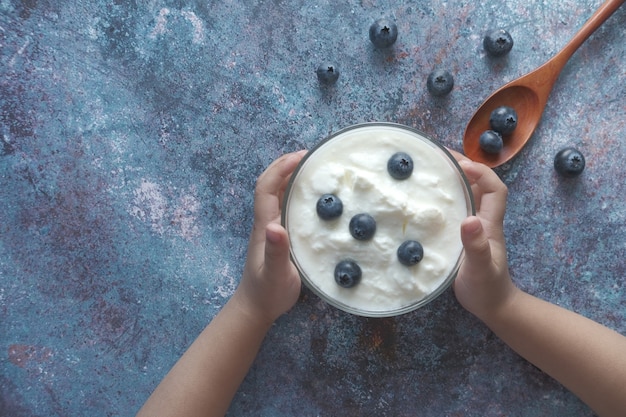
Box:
369 18 398 48
316 194 343 220
489 106 518 135
397 240 424 266
387 152 414 180
316 63 340 84
554 147 585 177
349 213 376 241
426 69 454 97
483 29 514 57
334 260 362 288
479 130 503 154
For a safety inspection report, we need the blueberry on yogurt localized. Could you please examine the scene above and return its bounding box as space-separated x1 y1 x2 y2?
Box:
316 194 343 220
334 260 362 288
397 240 424 266
387 152 414 180
349 213 376 241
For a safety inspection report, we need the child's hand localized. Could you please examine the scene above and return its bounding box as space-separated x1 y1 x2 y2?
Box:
452 154 518 322
232 151 307 325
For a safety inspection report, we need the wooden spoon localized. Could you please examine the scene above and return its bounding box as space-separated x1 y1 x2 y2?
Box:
463 0 624 168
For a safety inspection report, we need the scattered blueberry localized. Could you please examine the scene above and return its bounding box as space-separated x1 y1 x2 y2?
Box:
554 147 585 177
316 194 343 220
426 69 454 97
397 240 424 266
489 106 518 135
316 63 340 84
479 130 504 154
349 213 376 241
387 152 414 180
334 260 362 288
369 18 398 48
483 29 514 57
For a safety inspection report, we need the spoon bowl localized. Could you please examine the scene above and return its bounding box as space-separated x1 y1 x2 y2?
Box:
464 86 541 166
463 0 624 168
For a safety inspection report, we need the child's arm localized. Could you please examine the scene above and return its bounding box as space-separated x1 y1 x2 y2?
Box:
137 151 306 417
454 157 626 417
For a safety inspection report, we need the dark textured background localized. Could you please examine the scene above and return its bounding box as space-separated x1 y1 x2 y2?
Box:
1 1 624 416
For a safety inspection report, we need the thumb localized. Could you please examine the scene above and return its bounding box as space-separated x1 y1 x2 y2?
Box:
460 216 492 268
263 222 292 275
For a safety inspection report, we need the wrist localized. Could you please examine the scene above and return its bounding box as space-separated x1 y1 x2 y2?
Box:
229 290 277 331
479 286 524 330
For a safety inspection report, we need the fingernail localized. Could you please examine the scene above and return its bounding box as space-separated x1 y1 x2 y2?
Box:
458 159 473 169
265 223 282 244
463 216 482 235
291 150 308 161
286 150 306 163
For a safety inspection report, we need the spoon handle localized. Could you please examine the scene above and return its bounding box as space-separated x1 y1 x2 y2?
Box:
551 0 624 70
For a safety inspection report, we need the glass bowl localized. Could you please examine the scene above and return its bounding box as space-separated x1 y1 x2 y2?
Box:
282 122 475 317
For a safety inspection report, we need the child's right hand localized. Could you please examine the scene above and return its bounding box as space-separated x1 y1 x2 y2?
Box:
233 150 306 326
452 156 519 322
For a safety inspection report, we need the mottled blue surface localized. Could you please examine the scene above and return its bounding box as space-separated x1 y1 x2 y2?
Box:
1 1 625 416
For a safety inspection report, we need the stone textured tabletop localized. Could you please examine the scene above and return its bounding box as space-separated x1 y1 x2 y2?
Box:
1 1 624 416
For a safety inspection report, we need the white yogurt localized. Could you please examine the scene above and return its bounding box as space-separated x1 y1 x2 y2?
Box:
284 124 473 316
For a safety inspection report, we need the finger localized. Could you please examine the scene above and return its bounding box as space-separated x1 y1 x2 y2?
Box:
460 216 493 272
254 150 306 226
458 159 507 224
448 149 470 163
451 154 485 211
256 150 306 197
263 222 295 280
